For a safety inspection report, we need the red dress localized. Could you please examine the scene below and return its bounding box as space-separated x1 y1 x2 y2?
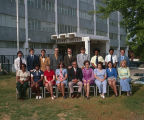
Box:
44 70 55 85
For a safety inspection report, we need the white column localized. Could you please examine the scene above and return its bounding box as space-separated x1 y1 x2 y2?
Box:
125 46 129 56
107 17 109 38
24 0 29 56
77 0 80 33
93 0 96 35
117 11 120 56
55 0 58 35
82 37 90 58
106 40 110 55
16 0 19 52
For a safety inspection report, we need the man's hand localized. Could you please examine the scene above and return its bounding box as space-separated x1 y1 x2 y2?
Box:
20 81 24 84
72 79 78 83
68 66 72 69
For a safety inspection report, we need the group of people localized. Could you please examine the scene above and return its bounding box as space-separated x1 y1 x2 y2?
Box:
14 47 131 100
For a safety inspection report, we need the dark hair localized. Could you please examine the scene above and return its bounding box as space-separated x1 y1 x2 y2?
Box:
80 47 85 51
84 60 90 65
94 49 100 53
107 61 113 67
57 61 65 68
41 49 46 53
109 48 114 52
120 49 125 52
21 63 26 68
97 62 103 67
17 51 23 56
35 64 40 68
29 48 34 52
72 61 77 65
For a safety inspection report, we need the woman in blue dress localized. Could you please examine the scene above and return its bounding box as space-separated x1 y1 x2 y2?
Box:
106 61 118 96
94 62 107 99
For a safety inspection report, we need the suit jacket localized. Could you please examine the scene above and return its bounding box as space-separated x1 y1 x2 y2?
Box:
50 55 63 70
27 55 40 71
39 56 50 72
68 67 83 82
77 53 89 68
118 55 130 67
64 55 76 68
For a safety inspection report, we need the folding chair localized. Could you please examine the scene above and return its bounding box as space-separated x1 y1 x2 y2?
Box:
82 84 96 96
56 85 69 97
29 86 44 99
69 85 83 97
44 86 57 98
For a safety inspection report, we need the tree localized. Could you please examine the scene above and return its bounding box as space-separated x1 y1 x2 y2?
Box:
95 0 144 61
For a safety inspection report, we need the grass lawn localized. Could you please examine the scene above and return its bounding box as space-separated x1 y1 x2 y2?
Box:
0 74 144 120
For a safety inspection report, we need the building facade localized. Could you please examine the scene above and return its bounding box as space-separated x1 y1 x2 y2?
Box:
0 0 127 57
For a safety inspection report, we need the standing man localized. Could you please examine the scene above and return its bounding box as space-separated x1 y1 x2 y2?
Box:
27 48 40 72
50 48 63 71
14 51 26 73
39 49 50 72
68 61 83 98
64 48 76 69
105 48 118 68
91 49 104 69
118 49 130 67
77 47 89 69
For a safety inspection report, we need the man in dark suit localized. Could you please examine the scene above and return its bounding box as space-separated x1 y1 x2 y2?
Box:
27 48 40 72
118 49 130 67
50 48 63 71
64 48 76 69
68 61 83 98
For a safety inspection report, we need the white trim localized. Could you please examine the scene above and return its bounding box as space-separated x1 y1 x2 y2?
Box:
55 0 58 35
93 0 96 35
77 0 80 33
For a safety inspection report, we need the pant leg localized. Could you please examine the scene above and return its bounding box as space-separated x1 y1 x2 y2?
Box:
16 82 23 98
102 80 107 94
95 80 102 93
120 78 131 92
77 81 83 93
22 82 29 97
69 81 74 93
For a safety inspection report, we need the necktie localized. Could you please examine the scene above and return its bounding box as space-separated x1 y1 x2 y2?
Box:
111 55 113 64
96 56 98 65
20 58 22 69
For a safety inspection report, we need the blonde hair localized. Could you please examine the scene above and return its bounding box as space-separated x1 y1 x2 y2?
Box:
120 60 127 68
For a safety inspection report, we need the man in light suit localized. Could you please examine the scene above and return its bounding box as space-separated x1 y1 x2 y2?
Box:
64 48 76 69
118 49 130 67
50 48 63 71
77 47 89 69
27 48 40 72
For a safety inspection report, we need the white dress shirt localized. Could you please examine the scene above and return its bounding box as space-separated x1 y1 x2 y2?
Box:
105 54 118 64
14 57 26 71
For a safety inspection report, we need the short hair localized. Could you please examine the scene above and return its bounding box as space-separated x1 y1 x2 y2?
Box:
109 48 114 52
17 51 23 56
120 49 125 52
41 49 46 53
84 60 90 65
57 61 65 68
29 48 34 52
94 49 100 53
21 63 26 68
72 61 77 64
120 60 127 67
80 47 85 51
67 48 72 51
35 64 40 68
97 62 103 67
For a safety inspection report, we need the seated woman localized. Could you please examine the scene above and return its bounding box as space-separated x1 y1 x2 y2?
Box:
118 60 131 96
44 65 56 100
82 60 94 99
31 65 44 99
94 62 107 99
16 63 30 99
106 61 118 96
55 62 68 99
